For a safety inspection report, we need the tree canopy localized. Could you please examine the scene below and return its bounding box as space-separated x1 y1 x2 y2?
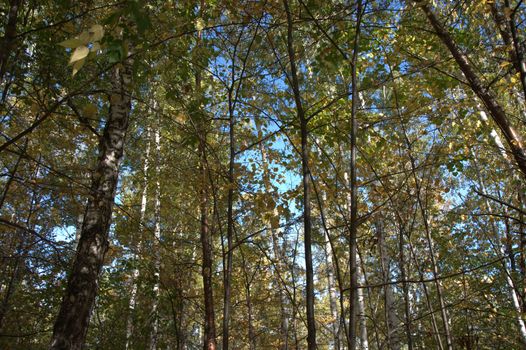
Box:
1 0 526 349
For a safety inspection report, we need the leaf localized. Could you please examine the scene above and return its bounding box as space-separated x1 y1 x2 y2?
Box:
195 18 205 31
72 57 86 76
78 32 90 44
89 24 104 42
69 46 89 65
59 38 84 48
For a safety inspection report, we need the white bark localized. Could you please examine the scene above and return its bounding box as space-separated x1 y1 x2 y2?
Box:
149 123 162 350
357 255 369 350
125 126 151 350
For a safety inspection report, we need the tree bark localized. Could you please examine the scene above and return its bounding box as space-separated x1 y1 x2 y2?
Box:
283 1 316 348
258 128 289 350
0 0 22 86
50 59 133 350
357 254 369 350
222 65 236 350
349 1 364 348
377 222 400 350
149 123 162 350
125 126 151 350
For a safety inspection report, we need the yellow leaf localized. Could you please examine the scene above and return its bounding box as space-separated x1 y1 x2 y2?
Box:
195 18 205 31
89 24 104 42
69 46 89 64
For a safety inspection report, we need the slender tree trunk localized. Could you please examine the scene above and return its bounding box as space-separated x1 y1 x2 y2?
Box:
324 224 340 350
0 0 21 86
258 129 289 350
348 0 363 346
0 139 27 212
50 59 133 350
283 1 316 348
0 175 39 332
125 126 151 350
377 222 400 350
415 0 526 178
490 0 526 102
520 190 526 310
149 123 162 350
407 241 444 350
222 76 236 350
199 130 216 350
471 155 526 347
401 125 453 350
194 7 216 348
398 224 413 350
240 248 256 350
357 254 369 350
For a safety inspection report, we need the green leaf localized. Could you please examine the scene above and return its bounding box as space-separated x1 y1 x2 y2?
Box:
72 57 86 76
58 38 84 48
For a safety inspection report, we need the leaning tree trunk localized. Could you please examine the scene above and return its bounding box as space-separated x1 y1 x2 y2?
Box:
49 60 132 350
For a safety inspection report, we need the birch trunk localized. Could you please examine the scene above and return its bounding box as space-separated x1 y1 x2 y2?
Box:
50 59 133 350
125 127 151 350
357 254 369 350
149 124 162 350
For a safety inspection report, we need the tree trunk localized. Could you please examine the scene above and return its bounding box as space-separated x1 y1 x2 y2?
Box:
357 254 369 350
125 126 151 350
0 0 21 86
324 225 340 350
194 8 216 348
377 222 400 350
222 73 236 350
199 91 216 350
349 2 364 348
398 224 413 350
283 1 316 348
258 127 289 350
50 60 133 350
149 123 162 350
